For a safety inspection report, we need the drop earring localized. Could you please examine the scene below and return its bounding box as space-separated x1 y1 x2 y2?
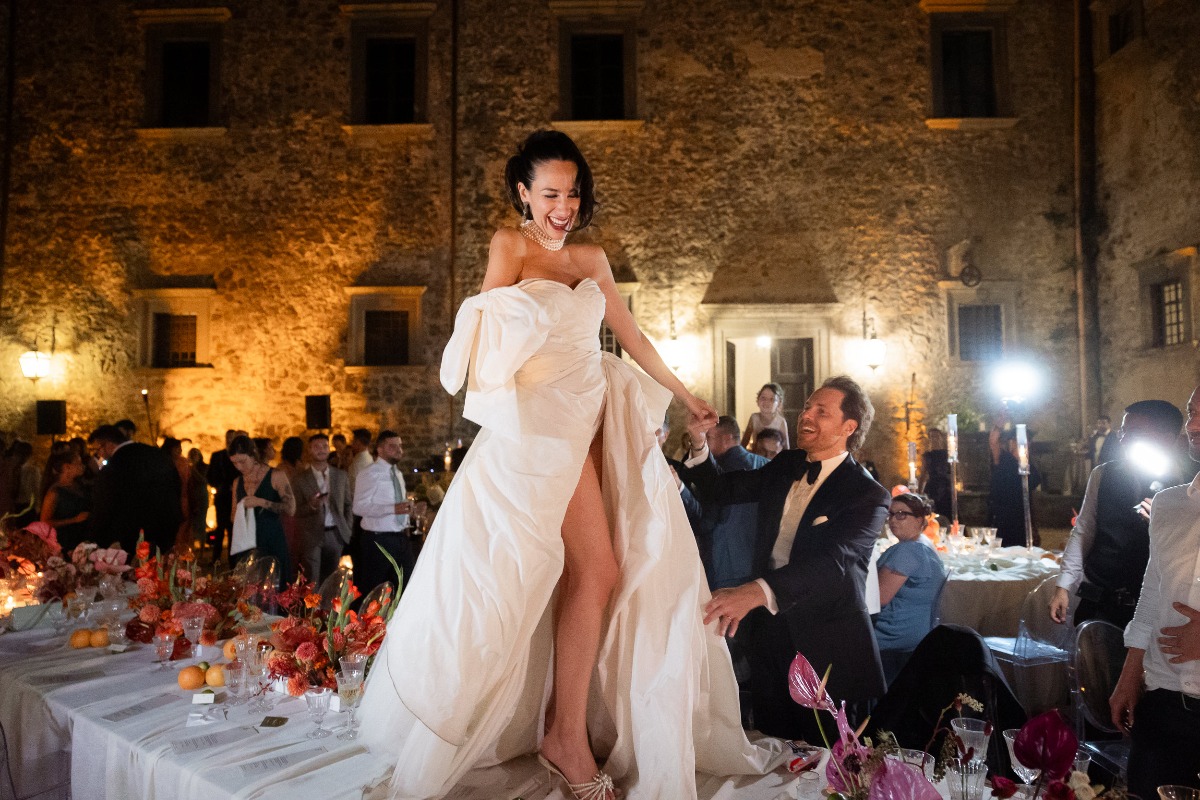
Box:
522 202 531 220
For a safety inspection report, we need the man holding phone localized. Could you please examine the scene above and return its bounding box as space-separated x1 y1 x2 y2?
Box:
292 433 353 584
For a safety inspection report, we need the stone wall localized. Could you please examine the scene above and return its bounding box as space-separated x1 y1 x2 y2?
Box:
0 0 1082 486
1092 0 1200 418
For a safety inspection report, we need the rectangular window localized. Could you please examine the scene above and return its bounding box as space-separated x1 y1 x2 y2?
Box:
363 310 410 366
143 23 221 128
957 304 1003 361
940 30 996 117
1151 280 1185 347
152 313 198 368
364 37 416 124
571 34 626 120
599 322 622 357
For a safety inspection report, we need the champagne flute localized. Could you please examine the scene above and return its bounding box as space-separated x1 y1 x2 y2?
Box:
335 670 364 740
1004 729 1041 785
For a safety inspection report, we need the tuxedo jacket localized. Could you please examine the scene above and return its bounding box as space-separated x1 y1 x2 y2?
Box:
90 442 183 555
291 466 353 547
689 448 890 702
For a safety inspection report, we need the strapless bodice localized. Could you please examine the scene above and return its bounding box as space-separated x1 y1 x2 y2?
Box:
517 277 605 352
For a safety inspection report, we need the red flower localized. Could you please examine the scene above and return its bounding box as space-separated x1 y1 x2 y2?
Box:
991 777 1018 799
303 593 321 610
136 541 151 561
1014 711 1078 782
295 641 319 662
1045 781 1076 800
787 652 835 711
286 673 309 697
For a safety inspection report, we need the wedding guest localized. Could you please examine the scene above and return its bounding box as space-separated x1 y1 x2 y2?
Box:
114 419 137 441
160 437 193 549
6 439 40 523
88 424 182 554
292 433 353 583
1089 415 1119 468
689 376 889 741
278 437 305 477
752 427 784 460
1050 399 1184 628
352 430 415 596
741 382 790 451
921 429 952 518
693 416 767 590
1109 384 1200 800
875 493 947 685
331 433 351 470
39 450 91 551
186 448 209 547
347 428 374 496
988 413 1041 547
277 435 306 571
229 434 295 585
68 437 101 486
253 436 276 465
206 430 240 557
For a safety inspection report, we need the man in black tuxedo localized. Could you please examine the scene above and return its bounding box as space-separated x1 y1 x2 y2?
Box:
88 425 183 554
687 376 889 741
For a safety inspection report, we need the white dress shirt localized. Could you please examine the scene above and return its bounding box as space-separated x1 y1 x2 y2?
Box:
311 465 335 528
1057 463 1105 591
352 460 409 532
684 445 849 614
1124 472 1200 697
348 449 375 496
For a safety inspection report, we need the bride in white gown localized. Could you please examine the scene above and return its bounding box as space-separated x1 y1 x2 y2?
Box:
358 130 784 799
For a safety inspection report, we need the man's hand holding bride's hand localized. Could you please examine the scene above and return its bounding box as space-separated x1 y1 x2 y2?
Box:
703 582 767 638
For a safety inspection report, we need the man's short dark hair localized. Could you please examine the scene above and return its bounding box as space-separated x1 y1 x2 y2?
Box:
352 428 372 445
308 433 330 444
756 427 783 444
1097 415 1111 423
88 425 129 445
820 375 874 452
713 415 740 441
1124 400 1184 437
114 419 136 434
376 430 400 447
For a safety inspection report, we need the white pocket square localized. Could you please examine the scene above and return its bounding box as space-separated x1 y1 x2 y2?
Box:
812 516 829 525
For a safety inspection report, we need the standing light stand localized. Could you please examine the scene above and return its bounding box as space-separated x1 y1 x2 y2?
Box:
907 441 918 492
1016 423 1033 550
947 413 960 536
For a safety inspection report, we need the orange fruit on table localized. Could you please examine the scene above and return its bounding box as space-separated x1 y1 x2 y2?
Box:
69 629 91 649
205 664 226 687
222 639 238 661
177 665 206 691
88 628 110 648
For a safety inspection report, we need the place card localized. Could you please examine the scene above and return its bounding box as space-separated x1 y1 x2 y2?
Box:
102 693 178 722
192 692 217 705
30 669 105 685
107 643 130 653
169 726 257 756
237 745 327 777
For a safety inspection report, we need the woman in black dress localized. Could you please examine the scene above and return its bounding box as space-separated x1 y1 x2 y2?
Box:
229 434 295 586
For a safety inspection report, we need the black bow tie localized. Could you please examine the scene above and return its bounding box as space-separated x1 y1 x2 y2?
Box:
801 459 822 485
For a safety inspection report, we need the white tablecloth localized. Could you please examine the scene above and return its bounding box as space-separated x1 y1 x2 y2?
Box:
0 616 803 800
937 547 1060 638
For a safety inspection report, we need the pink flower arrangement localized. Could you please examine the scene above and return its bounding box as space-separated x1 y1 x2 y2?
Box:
90 548 131 575
21 523 61 556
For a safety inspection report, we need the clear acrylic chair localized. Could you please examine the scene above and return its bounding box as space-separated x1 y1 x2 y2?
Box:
242 556 280 611
357 581 396 618
317 567 353 612
1072 619 1130 781
984 575 1078 715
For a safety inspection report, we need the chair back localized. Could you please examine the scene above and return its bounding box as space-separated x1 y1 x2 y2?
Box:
929 566 951 629
1073 619 1125 733
358 581 397 620
243 555 279 600
318 567 353 612
230 550 259 584
1018 576 1076 651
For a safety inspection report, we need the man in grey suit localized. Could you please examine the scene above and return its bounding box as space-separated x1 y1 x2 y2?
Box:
291 433 353 584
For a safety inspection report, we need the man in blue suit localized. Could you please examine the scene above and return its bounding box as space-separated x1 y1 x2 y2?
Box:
687 376 889 740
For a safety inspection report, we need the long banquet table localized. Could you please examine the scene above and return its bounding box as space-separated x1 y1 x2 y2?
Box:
936 547 1061 638
0 615 802 800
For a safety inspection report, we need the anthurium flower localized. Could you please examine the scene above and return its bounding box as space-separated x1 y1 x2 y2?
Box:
788 652 834 711
991 777 1018 798
1044 781 1076 800
868 760 941 800
1014 711 1078 782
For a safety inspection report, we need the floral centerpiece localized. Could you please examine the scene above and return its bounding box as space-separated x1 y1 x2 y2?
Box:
265 570 398 696
990 711 1125 800
0 522 62 580
126 540 261 649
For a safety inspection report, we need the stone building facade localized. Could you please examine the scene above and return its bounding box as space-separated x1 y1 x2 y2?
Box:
0 0 1090 489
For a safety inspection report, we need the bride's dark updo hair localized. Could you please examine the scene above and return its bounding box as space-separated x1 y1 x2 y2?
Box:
504 130 596 230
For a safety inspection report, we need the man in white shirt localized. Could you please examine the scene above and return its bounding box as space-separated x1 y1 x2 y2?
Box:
1110 385 1200 800
347 428 375 497
352 430 416 597
1050 400 1184 628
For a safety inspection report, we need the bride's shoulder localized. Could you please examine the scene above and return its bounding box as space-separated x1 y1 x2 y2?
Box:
567 241 610 272
491 226 526 252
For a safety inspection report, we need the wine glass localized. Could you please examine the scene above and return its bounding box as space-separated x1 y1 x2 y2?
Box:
46 601 67 634
950 717 990 764
1157 787 1200 800
340 652 368 681
335 670 364 740
180 615 204 664
153 630 175 670
304 687 332 739
247 641 276 713
1004 729 1041 785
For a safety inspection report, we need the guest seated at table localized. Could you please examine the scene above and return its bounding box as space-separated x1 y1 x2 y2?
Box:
751 427 784 460
875 492 948 685
39 450 91 551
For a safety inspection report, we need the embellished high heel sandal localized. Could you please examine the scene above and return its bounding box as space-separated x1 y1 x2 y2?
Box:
537 754 618 800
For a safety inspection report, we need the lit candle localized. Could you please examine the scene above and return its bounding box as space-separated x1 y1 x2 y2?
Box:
1016 423 1029 474
907 441 918 486
947 414 958 464
444 446 452 472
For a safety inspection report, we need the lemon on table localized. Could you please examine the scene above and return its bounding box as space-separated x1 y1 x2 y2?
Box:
177 665 206 691
88 628 110 648
69 629 91 649
205 664 225 687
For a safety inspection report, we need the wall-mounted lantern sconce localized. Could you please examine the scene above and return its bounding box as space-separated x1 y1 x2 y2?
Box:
862 311 886 372
18 326 55 382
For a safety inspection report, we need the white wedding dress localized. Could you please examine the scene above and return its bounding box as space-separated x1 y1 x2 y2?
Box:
358 277 785 799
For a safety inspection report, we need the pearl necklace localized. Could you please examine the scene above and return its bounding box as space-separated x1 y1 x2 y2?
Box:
520 219 566 252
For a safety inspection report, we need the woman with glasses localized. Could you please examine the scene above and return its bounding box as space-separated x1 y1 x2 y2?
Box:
874 493 947 684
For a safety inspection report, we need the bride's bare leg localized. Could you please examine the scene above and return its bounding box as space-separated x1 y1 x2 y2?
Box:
541 433 618 793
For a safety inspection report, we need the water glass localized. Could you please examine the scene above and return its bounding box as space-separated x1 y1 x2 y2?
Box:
1004 729 1041 784
1158 787 1200 800
795 770 822 800
951 717 990 764
1074 747 1091 777
224 661 249 706
340 652 368 681
304 687 332 739
66 594 89 629
335 670 364 740
946 758 988 800
180 615 204 662
888 748 935 780
153 631 175 669
47 601 67 634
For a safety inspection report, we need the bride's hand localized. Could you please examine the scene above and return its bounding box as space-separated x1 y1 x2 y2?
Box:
683 394 717 427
